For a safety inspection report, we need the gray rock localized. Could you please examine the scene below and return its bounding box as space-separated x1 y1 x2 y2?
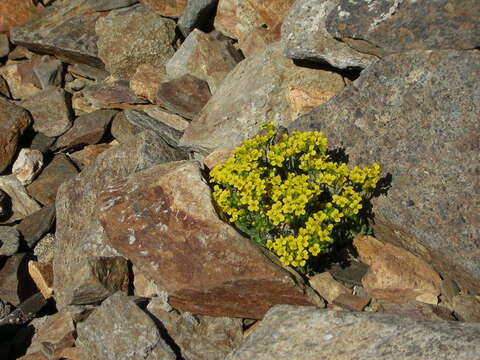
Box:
226 305 480 360
87 0 139 12
178 0 219 37
30 132 56 154
68 63 110 83
0 226 20 256
32 59 64 89
17 203 55 248
281 0 375 69
10 0 104 68
76 292 175 360
33 233 56 264
0 34 10 58
0 175 41 222
95 4 176 79
53 130 188 310
289 50 480 293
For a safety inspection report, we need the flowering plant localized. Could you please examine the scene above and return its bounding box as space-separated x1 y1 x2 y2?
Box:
209 122 381 272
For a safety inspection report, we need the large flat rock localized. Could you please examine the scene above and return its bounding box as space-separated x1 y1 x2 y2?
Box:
289 50 480 292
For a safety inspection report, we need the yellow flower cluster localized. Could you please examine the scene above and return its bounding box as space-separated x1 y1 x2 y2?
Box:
209 122 381 269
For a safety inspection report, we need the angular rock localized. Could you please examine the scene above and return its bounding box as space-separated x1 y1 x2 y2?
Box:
98 161 323 318
0 253 37 305
0 97 30 172
87 0 139 12
30 132 56 154
0 74 11 98
0 0 43 34
0 189 10 219
12 148 44 185
0 175 41 221
68 63 109 83
281 0 375 69
166 29 241 93
76 292 174 360
130 64 167 103
326 0 480 57
332 293 370 311
286 85 336 122
309 272 351 304
452 295 480 322
34 233 56 264
290 50 480 293
0 59 45 100
17 203 55 248
132 265 164 298
27 154 78 205
178 0 220 37
54 130 188 309
440 278 461 303
8 45 32 61
143 106 190 131
156 74 211 120
95 4 176 79
0 226 20 256
21 87 72 137
138 0 187 17
54 109 118 150
180 42 344 154
68 141 118 169
28 261 54 299
111 109 183 147
32 58 63 89
377 300 455 321
0 34 10 58
226 305 480 360
10 0 103 68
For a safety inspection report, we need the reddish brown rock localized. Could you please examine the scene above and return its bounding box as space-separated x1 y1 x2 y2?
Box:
17 203 55 248
156 74 211 120
143 106 190 131
97 161 323 319
286 86 336 121
138 0 187 17
333 293 371 311
68 141 119 169
0 74 11 98
309 272 351 304
28 261 54 299
130 64 167 103
0 253 37 305
376 300 455 321
0 97 30 172
0 0 44 34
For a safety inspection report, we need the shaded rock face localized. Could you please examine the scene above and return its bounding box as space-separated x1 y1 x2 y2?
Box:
289 50 480 292
179 42 344 155
95 4 176 79
54 131 188 309
97 161 322 319
226 305 480 360
10 0 103 68
178 0 220 37
0 253 37 305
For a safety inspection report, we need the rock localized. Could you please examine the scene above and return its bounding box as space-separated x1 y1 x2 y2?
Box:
21 87 72 137
452 295 480 322
143 106 190 131
34 233 56 264
0 189 10 219
285 85 336 121
226 305 480 360
376 300 455 321
0 253 37 305
8 45 32 60
87 0 139 12
327 262 369 287
12 148 44 185
0 175 41 221
28 261 54 299
0 292 47 329
76 292 175 360
132 265 164 298
17 203 55 248
68 63 109 83
54 109 118 150
0 60 42 100
130 64 167 103
68 141 118 169
30 132 56 154
0 74 11 98
353 235 441 304
26 154 78 205
440 278 461 303
203 145 236 170
156 74 211 120
309 272 351 304
281 0 375 69
0 34 10 58
290 50 480 293
111 109 183 147
95 4 176 79
166 29 241 93
54 130 187 309
0 0 44 34
214 0 295 54
0 226 20 256
0 97 30 172
326 0 480 58
178 0 220 37
98 160 323 318
10 0 103 68
138 0 187 17
180 42 344 155
32 58 63 89
332 293 370 311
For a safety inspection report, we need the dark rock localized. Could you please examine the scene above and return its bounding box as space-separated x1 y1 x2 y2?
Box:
29 132 56 154
290 50 480 293
332 293 371 311
0 253 37 305
0 97 30 172
0 189 10 219
32 58 63 89
0 293 46 327
156 74 211 120
17 203 55 248
54 109 118 150
178 0 220 37
327 261 369 287
0 75 11 98
10 0 104 68
0 0 43 34
0 226 20 256
8 46 32 61
226 305 480 360
0 34 10 58
21 87 72 137
87 0 139 12
26 154 78 205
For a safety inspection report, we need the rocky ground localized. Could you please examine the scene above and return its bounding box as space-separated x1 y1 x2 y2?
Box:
0 0 479 359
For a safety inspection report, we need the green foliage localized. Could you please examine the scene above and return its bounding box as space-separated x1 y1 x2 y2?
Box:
209 122 381 272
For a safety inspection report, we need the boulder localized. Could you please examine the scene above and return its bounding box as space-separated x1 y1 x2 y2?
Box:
143 106 190 131
180 42 344 155
226 305 480 359
97 160 323 319
95 4 176 79
178 0 220 37
289 50 480 293
138 0 187 17
0 0 43 34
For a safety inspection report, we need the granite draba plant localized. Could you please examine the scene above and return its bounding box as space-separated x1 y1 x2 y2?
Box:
209 122 381 272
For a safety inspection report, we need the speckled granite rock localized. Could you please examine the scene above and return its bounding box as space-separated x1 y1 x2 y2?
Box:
289 50 480 292
226 305 480 359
